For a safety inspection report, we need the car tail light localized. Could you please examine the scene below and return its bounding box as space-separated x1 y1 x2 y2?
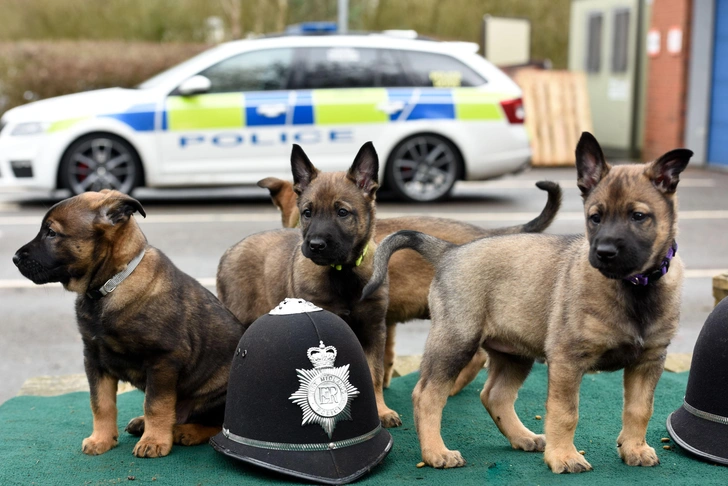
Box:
500 98 525 124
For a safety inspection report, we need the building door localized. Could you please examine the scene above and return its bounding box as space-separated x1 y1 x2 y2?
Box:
568 0 646 157
708 0 728 165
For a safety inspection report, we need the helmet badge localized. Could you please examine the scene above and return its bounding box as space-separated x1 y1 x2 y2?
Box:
289 341 360 438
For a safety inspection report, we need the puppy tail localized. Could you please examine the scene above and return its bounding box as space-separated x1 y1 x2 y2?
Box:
361 230 453 301
522 181 562 233
476 181 561 237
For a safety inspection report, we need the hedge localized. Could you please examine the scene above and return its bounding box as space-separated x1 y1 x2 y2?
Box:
0 41 208 116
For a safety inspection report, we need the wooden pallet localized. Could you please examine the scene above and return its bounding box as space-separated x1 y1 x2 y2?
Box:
514 70 593 167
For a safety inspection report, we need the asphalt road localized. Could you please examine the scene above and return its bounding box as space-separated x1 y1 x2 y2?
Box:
1 165 727 405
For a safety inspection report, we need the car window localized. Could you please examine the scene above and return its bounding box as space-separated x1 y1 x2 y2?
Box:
295 47 409 89
399 50 486 87
197 48 293 93
138 46 228 89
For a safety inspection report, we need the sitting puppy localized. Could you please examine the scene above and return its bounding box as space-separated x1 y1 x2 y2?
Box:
257 175 561 391
362 133 692 473
13 190 244 458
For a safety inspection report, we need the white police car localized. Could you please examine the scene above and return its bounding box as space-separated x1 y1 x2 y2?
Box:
0 27 530 202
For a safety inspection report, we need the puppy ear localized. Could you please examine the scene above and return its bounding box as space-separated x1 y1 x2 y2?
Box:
258 177 299 228
98 192 146 226
257 177 287 196
645 148 693 194
347 141 379 198
575 132 610 198
290 144 319 195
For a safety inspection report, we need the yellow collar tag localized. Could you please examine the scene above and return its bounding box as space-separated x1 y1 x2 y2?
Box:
331 243 369 271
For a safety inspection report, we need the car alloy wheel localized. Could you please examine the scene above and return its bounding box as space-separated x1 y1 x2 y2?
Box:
387 135 460 202
61 135 141 195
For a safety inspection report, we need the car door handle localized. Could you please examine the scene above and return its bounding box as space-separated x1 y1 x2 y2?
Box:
256 103 287 118
376 101 405 115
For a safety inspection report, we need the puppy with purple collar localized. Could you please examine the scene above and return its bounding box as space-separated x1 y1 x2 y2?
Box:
363 132 692 473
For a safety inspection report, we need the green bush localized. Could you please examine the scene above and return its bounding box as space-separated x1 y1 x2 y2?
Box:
0 0 570 116
0 41 207 115
0 0 570 65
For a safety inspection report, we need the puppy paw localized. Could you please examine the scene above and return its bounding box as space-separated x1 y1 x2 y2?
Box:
511 433 546 452
125 416 145 436
173 424 221 446
422 448 466 468
379 409 402 428
544 448 592 473
82 434 118 455
132 437 172 458
619 441 659 467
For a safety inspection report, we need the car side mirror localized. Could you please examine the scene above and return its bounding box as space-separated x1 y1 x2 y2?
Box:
177 75 212 96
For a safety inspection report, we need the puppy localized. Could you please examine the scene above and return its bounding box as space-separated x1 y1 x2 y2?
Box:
362 132 692 472
13 190 244 458
219 143 561 427
257 174 561 390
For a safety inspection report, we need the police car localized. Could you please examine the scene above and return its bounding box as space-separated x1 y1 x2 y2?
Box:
0 27 530 202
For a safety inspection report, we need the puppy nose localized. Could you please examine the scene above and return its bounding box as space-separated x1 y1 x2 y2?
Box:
12 252 22 266
596 243 618 261
309 239 327 252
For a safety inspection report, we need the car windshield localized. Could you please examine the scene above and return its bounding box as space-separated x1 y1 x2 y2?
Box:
136 47 223 89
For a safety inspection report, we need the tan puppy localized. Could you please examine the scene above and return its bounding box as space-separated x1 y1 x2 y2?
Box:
13 190 244 458
363 132 692 472
257 174 561 390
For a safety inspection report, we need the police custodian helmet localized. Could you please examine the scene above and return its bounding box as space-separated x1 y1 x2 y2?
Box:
667 296 728 465
210 298 393 484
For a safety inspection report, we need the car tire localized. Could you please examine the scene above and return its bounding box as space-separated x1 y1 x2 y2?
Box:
59 133 143 195
384 134 462 203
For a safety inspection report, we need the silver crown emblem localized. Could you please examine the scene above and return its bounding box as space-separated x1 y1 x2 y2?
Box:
290 340 359 438
307 341 337 369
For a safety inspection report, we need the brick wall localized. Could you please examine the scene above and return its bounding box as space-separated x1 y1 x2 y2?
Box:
642 0 693 161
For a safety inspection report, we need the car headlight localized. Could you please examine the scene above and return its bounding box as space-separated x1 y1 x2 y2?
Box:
10 122 49 136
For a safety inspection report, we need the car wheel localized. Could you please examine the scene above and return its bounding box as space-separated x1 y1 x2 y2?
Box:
59 134 142 195
385 134 462 202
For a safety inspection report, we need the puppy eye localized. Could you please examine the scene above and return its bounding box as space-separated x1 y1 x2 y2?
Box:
632 212 646 222
302 209 312 219
337 208 349 217
47 229 57 238
589 213 601 224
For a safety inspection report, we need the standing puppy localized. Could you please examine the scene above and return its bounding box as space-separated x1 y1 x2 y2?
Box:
218 143 404 427
13 190 244 458
362 133 692 472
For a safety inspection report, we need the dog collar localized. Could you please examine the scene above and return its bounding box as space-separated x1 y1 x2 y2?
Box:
624 241 677 286
86 248 146 300
330 243 368 271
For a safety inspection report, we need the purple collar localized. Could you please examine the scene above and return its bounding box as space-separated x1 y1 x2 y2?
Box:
624 241 678 286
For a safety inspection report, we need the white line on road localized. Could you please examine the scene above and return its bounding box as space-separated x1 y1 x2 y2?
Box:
2 210 728 226
0 270 723 291
459 178 716 189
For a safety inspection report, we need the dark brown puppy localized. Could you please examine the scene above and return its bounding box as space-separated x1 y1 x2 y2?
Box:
13 190 244 458
362 132 692 472
257 175 561 391
218 142 561 427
